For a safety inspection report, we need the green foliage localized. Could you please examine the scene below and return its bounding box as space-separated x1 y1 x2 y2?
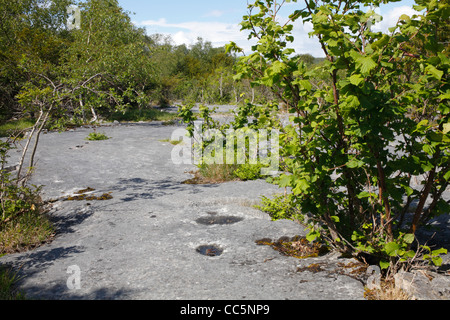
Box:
0 119 35 138
148 36 242 106
0 141 53 256
0 0 309 128
109 108 178 122
228 0 450 275
178 102 279 182
255 193 303 221
0 266 26 300
0 206 54 255
86 131 109 141
422 246 448 267
2 0 160 128
0 0 73 119
234 163 264 181
178 104 199 137
0 141 41 221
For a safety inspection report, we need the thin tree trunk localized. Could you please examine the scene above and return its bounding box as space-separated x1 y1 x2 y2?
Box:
27 106 52 181
409 148 440 235
90 106 98 123
80 94 86 123
16 110 43 183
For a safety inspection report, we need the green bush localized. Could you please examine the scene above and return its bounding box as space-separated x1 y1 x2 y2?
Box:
178 103 280 183
255 193 303 222
0 141 54 255
226 0 449 277
233 163 264 181
86 131 110 141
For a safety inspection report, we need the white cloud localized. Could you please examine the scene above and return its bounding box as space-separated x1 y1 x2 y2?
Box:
287 5 423 57
138 17 322 56
372 6 421 33
203 10 224 18
291 21 323 57
136 4 421 58
275 14 324 57
139 18 252 50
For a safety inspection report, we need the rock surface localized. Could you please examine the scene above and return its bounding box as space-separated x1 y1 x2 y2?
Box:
395 270 450 300
0 113 448 300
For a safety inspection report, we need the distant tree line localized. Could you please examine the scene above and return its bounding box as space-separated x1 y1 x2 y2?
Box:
0 0 323 126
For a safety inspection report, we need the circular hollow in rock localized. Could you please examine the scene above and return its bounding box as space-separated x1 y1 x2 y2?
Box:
196 245 223 257
196 215 243 225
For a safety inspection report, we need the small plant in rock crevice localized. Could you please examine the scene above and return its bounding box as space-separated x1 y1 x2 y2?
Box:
86 131 110 141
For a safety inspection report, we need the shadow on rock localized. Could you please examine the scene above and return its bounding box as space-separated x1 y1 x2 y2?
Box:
110 177 220 202
1 245 85 280
50 208 94 236
416 214 450 251
15 282 133 300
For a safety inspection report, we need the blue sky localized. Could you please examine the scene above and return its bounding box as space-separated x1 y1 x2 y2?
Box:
117 0 418 57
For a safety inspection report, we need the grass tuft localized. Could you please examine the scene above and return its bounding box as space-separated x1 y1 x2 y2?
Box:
0 266 26 300
182 164 240 184
364 280 412 300
0 210 54 255
0 119 35 138
86 132 110 141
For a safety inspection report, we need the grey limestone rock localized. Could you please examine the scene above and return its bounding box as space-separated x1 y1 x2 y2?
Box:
0 115 448 300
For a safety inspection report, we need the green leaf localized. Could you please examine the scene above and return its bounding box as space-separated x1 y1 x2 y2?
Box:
432 248 448 256
343 95 360 111
385 242 401 256
347 158 364 168
421 160 434 172
437 52 449 65
358 56 377 75
293 178 310 195
298 79 312 91
349 74 364 86
417 119 429 128
278 174 291 187
404 233 415 244
331 216 340 223
379 260 390 270
428 131 443 142
398 14 411 22
306 229 320 242
444 170 450 181
403 185 414 196
412 5 426 11
438 92 450 101
432 256 443 266
271 61 287 74
372 34 390 49
425 65 443 80
357 191 371 199
422 144 435 155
